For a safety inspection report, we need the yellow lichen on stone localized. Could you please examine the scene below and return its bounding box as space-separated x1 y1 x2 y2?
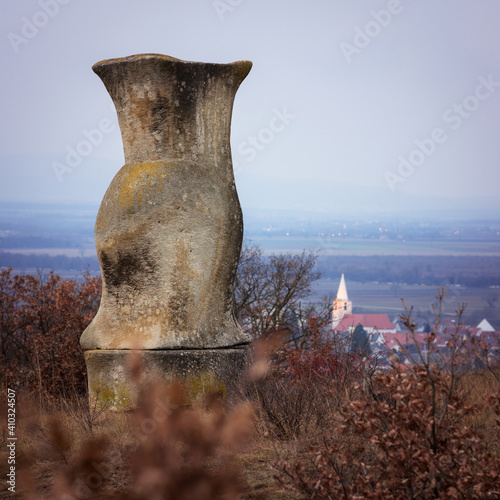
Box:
95 212 106 233
92 381 132 410
186 372 227 400
118 161 172 211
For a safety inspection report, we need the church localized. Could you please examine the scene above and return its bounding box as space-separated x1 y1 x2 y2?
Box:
332 274 396 334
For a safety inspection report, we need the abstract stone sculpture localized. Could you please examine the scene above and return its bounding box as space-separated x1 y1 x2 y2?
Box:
80 54 252 406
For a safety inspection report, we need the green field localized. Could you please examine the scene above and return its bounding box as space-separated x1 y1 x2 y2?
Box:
250 237 500 256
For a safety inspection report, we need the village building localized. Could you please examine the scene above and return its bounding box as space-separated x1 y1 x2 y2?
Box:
332 274 396 334
331 275 499 365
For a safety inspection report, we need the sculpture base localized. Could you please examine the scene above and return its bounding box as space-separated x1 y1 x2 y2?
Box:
84 347 251 409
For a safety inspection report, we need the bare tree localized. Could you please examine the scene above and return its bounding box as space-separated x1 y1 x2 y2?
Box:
286 296 334 349
234 242 321 337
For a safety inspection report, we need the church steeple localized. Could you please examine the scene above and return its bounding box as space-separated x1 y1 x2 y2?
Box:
337 273 349 301
332 274 353 328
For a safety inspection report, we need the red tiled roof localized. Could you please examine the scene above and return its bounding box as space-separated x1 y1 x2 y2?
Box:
383 333 418 347
414 332 437 343
384 335 407 348
334 314 395 331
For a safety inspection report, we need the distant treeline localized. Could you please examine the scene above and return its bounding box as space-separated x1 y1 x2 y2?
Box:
317 255 500 288
0 234 91 249
0 252 99 272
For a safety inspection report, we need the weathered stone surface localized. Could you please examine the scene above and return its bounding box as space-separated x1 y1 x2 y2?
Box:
80 54 252 350
85 348 251 408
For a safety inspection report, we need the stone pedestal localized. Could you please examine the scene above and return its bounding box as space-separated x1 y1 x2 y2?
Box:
85 347 250 408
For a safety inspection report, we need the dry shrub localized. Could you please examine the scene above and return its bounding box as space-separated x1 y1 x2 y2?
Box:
250 372 322 440
250 323 373 441
128 379 255 500
13 373 256 499
0 328 281 499
459 369 500 448
276 364 500 499
0 389 121 499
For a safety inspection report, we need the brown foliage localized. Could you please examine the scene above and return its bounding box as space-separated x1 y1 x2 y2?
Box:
0 267 101 396
278 365 500 499
275 297 500 499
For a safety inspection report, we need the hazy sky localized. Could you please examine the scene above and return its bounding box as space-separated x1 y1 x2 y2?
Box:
1 0 500 216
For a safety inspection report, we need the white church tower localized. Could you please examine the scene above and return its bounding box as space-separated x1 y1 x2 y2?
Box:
332 273 352 328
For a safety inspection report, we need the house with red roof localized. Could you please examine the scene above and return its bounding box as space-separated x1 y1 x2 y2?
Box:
334 313 397 334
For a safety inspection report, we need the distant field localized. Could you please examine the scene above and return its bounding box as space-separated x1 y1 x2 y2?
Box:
3 237 500 258
3 247 97 257
249 237 500 256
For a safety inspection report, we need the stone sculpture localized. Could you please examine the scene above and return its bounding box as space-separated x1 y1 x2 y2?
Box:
80 54 252 405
